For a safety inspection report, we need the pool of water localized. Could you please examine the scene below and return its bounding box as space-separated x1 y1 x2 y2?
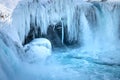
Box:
44 47 120 80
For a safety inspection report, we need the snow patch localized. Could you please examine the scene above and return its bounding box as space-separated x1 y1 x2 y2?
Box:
24 38 52 63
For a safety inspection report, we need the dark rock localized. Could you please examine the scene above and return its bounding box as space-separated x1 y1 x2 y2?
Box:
24 22 78 48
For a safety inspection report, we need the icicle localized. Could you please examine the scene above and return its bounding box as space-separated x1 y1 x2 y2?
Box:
39 5 49 34
61 20 64 44
66 4 76 41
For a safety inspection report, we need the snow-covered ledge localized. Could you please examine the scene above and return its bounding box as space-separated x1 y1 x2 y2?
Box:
0 4 11 27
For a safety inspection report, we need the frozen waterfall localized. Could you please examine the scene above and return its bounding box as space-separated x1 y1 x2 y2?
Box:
0 0 120 80
11 0 120 50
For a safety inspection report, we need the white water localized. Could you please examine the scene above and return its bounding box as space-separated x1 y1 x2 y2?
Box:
80 11 93 51
0 0 120 80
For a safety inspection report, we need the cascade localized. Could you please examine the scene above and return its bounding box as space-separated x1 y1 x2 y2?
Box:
80 11 93 51
0 31 24 80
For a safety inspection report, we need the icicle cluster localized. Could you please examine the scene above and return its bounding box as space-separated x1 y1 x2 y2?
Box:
12 0 120 48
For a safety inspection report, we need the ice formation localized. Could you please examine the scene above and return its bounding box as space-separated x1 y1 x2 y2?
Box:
0 4 11 26
0 0 120 80
11 0 120 48
24 38 52 63
10 0 120 67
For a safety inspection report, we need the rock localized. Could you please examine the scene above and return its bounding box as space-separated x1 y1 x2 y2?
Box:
24 38 52 63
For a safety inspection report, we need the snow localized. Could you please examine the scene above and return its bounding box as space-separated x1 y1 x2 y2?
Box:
24 38 52 63
0 4 11 25
0 0 20 11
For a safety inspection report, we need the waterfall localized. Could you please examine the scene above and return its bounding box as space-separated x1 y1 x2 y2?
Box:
0 31 23 80
80 11 93 51
91 2 120 51
1 0 120 80
10 0 120 48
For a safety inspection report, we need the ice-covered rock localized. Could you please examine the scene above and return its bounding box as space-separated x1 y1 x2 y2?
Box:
24 38 52 63
0 4 11 26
